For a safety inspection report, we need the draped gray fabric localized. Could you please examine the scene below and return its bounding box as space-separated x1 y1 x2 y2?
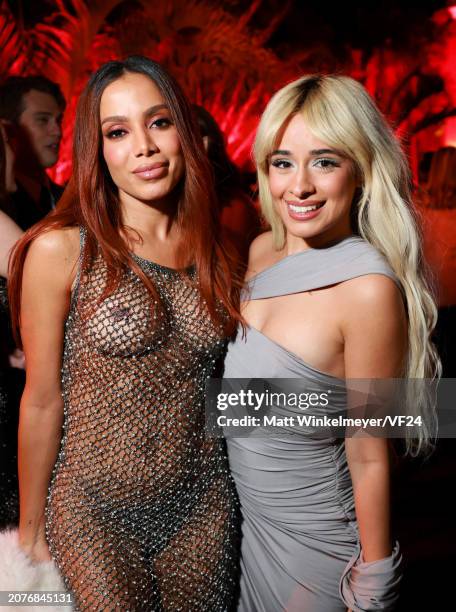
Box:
223 235 403 611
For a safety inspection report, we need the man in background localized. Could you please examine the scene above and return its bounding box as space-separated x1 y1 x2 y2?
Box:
0 75 65 229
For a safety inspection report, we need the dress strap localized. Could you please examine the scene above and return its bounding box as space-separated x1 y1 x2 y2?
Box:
244 236 401 300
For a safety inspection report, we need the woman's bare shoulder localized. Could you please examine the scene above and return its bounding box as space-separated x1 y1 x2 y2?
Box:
338 273 406 331
28 226 80 262
25 227 81 290
339 273 402 304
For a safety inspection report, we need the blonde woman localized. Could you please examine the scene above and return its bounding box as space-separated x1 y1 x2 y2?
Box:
223 75 439 611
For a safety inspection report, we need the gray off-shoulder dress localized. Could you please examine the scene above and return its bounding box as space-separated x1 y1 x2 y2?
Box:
223 236 403 612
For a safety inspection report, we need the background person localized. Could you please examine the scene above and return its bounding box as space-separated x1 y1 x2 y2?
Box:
0 75 65 469
0 124 23 529
0 75 65 230
194 105 261 262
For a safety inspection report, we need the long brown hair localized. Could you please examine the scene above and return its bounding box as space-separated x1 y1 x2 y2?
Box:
9 56 242 340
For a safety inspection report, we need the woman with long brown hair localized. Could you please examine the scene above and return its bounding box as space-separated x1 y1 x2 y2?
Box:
9 56 241 610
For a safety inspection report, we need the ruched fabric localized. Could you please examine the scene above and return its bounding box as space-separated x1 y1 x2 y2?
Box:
340 541 402 611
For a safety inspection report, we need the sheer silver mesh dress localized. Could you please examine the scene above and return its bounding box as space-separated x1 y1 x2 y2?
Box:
46 229 240 611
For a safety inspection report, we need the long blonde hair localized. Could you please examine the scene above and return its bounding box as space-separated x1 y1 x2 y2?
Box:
254 75 441 455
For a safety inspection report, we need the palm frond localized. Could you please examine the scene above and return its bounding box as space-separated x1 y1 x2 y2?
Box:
0 2 27 77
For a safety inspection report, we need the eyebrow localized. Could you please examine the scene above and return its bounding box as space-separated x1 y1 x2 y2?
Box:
101 104 168 126
270 148 342 156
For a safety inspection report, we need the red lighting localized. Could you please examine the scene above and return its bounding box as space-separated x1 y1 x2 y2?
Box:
2 1 456 185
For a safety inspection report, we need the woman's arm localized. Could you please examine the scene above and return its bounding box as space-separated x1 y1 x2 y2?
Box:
341 275 407 562
0 209 22 277
18 228 78 561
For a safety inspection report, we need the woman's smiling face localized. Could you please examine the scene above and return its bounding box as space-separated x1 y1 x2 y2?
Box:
268 113 358 247
100 72 185 209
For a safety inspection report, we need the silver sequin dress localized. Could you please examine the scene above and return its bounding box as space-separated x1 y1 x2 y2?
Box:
46 229 240 611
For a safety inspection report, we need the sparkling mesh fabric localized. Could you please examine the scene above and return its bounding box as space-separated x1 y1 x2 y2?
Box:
46 230 240 611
